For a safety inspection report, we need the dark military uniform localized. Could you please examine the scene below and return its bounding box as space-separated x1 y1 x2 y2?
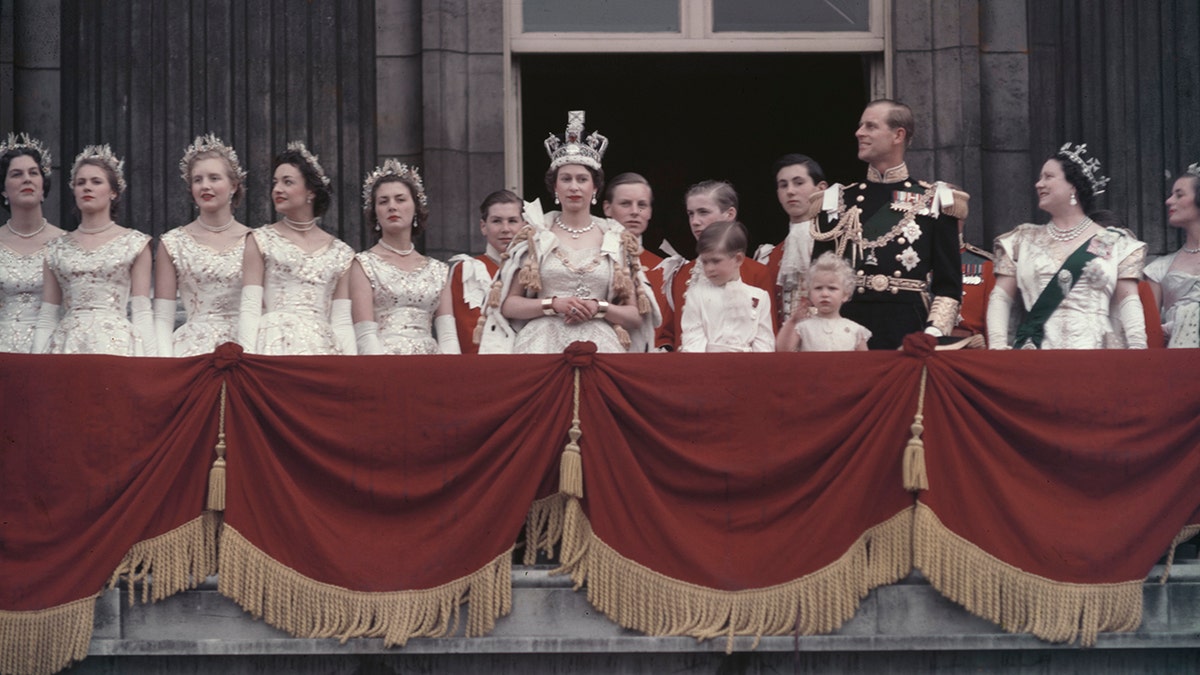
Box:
955 240 994 336
811 163 965 349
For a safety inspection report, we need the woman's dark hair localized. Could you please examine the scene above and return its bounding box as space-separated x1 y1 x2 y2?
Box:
1 148 52 212
1052 154 1097 214
364 174 430 233
273 149 332 217
1182 172 1200 209
696 220 748 256
771 154 826 186
544 164 605 201
479 189 522 219
71 158 121 218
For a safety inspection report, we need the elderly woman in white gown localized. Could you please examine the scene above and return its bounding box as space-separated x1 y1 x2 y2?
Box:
479 111 658 354
1143 164 1200 348
986 143 1147 350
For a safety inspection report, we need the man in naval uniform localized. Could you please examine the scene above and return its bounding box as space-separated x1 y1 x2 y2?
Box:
810 99 967 349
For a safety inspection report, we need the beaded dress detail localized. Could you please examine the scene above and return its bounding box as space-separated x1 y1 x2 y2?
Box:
44 229 151 355
356 250 448 354
254 226 354 355
995 224 1145 349
0 239 59 352
514 244 623 353
160 228 245 356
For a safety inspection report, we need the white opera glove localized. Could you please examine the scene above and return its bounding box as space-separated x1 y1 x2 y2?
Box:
923 326 944 337
435 314 461 354
354 320 384 355
237 285 263 352
153 298 177 358
985 287 1013 350
331 298 357 355
1118 294 1148 349
31 302 60 353
131 296 157 356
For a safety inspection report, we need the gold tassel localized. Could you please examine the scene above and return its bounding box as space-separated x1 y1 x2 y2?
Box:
560 369 584 499
217 526 512 645
913 502 1141 646
903 366 929 492
613 325 631 350
0 596 96 675
554 502 913 652
207 381 229 511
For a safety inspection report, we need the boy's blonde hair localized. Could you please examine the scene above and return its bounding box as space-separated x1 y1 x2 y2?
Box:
808 252 857 300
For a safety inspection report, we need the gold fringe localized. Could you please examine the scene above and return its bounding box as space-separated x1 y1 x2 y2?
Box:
902 366 929 492
217 525 512 645
913 501 1142 646
207 381 228 511
108 511 221 605
555 498 913 653
523 493 568 565
1159 524 1200 583
0 596 95 675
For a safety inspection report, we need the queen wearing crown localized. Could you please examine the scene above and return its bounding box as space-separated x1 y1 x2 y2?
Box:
986 143 1147 349
348 160 459 355
237 141 357 355
34 144 156 355
153 134 252 356
478 111 659 354
0 133 64 352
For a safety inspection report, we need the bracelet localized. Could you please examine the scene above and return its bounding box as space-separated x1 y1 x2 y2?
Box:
541 297 556 316
595 300 609 320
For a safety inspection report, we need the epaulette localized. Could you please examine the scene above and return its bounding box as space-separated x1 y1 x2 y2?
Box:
806 189 826 222
945 188 970 220
962 241 994 261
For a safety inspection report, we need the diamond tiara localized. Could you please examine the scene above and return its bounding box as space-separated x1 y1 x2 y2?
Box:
361 159 427 211
544 110 608 172
179 133 248 185
71 144 127 194
1186 163 1200 179
1058 142 1110 195
285 141 331 188
0 133 53 177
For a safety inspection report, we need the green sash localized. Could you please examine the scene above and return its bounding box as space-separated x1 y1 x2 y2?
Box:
1012 236 1098 349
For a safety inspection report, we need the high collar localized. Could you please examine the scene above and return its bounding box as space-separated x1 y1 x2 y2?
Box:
485 244 502 265
867 162 909 184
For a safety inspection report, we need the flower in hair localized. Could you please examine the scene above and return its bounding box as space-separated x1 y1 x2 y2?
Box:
179 133 248 185
286 141 331 188
0 133 53 177
71 144 127 194
361 159 427 211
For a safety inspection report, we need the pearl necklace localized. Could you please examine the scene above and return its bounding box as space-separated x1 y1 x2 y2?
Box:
283 216 318 232
379 240 415 256
77 220 117 235
1047 216 1093 242
5 218 47 239
555 215 595 240
1183 244 1200 254
196 216 236 233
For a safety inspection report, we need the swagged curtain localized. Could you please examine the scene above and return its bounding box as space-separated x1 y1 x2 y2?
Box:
2 339 1199 675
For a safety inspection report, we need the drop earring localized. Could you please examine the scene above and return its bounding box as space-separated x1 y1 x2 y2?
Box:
591 194 597 205
554 195 560 205
1070 193 1077 206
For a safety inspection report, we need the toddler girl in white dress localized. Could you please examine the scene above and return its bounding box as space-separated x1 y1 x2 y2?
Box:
777 252 870 352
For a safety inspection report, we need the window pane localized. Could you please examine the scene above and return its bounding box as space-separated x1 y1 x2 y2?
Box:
523 0 680 33
713 0 870 32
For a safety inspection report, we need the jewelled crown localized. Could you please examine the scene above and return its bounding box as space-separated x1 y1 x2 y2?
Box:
179 133 248 185
71 144 127 194
1058 142 1110 195
286 141 331 188
361 159 427 211
0 132 52 177
544 110 608 171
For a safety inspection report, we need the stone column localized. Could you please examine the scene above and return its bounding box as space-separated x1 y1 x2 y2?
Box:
421 0 506 259
376 0 425 222
12 0 62 225
978 0 1032 245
